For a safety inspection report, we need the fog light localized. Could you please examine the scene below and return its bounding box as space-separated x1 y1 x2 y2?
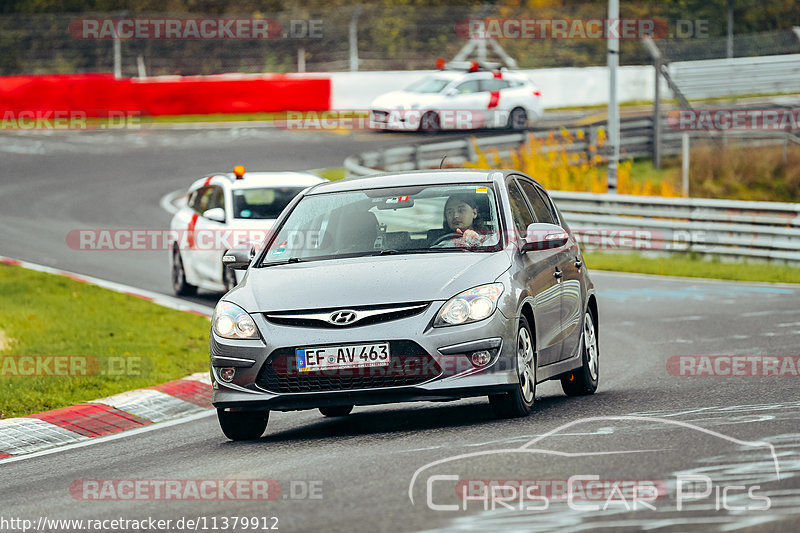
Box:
219 367 236 383
471 350 491 367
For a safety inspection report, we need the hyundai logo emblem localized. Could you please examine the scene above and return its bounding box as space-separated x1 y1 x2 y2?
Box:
328 310 358 325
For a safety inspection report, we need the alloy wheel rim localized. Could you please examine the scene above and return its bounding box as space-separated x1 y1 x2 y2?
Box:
584 312 598 381
517 327 535 403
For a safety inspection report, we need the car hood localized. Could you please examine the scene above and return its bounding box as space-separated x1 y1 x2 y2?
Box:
371 91 444 110
234 251 511 312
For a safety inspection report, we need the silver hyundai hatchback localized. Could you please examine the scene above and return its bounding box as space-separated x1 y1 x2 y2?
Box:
211 169 599 440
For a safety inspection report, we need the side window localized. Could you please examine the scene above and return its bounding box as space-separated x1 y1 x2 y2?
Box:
481 79 510 92
518 180 557 225
506 180 535 234
207 186 225 212
455 80 481 94
193 187 216 214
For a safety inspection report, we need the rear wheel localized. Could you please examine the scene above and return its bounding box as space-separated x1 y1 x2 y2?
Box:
507 107 528 130
217 409 269 441
489 316 536 418
419 111 440 133
171 248 197 296
561 308 599 396
319 405 354 417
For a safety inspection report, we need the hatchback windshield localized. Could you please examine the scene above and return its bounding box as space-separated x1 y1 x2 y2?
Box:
404 77 452 94
259 184 502 265
232 187 307 219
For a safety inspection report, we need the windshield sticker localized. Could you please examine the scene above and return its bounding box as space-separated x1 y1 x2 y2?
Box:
476 187 488 193
272 241 288 255
386 196 411 204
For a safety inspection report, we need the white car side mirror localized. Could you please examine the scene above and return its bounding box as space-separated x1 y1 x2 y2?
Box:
203 207 226 223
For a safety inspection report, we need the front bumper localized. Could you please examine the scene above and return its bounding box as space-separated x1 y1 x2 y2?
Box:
210 304 519 411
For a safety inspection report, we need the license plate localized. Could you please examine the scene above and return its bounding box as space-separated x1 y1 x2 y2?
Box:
296 343 390 372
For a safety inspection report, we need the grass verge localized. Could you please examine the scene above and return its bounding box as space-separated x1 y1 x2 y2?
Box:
0 264 211 419
584 252 800 284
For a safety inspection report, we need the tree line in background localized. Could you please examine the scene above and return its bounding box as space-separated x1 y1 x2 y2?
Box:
1 0 798 75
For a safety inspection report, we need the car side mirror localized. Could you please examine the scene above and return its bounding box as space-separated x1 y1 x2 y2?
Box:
203 207 225 223
443 87 458 97
520 223 569 252
222 247 253 270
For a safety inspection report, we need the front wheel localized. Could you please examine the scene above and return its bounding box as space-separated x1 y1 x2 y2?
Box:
561 308 599 396
489 316 536 418
222 265 237 293
217 409 269 441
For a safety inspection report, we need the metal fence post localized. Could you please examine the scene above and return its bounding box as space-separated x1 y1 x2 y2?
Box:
681 133 690 197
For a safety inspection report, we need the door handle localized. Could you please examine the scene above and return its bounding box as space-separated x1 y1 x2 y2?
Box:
574 258 583 269
554 268 563 279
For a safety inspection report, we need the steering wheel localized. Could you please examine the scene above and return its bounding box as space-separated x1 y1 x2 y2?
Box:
430 232 463 247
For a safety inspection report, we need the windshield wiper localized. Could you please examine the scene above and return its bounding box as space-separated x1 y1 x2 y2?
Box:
260 257 305 267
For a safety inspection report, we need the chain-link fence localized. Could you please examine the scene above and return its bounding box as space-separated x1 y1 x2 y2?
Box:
1 5 798 76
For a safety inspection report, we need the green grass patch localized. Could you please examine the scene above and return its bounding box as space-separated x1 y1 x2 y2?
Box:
584 252 800 284
0 264 211 419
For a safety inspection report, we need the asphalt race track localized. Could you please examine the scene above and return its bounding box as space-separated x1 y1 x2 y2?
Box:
1 127 799 532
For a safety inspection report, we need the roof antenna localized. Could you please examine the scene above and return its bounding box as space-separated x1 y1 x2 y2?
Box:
439 155 447 169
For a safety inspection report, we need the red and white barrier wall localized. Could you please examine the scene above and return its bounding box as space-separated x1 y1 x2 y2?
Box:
0 72 330 117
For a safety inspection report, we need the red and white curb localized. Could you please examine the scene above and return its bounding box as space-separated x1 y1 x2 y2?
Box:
0 256 216 459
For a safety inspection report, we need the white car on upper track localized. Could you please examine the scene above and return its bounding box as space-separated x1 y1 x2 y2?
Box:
369 62 543 132
169 166 325 295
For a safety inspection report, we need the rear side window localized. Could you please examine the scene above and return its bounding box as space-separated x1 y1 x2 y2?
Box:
506 181 535 233
481 79 510 92
518 180 557 225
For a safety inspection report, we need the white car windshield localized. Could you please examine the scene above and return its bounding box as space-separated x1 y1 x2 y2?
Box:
232 187 307 219
259 184 502 265
404 77 452 94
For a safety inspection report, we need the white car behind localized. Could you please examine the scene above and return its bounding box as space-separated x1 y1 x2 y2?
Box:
170 167 325 295
370 64 543 132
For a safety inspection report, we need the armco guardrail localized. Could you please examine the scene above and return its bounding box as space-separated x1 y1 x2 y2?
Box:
344 135 800 265
669 54 800 100
550 191 800 264
345 116 798 178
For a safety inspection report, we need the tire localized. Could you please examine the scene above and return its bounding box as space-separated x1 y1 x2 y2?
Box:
419 111 440 133
171 248 197 296
561 308 599 396
217 409 269 441
319 405 354 417
507 107 528 131
489 316 536 418
222 265 237 293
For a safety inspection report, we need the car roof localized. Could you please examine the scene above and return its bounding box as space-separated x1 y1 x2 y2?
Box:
191 171 325 191
305 169 509 195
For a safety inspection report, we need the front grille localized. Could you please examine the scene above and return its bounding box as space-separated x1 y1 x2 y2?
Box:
255 340 441 393
264 302 429 329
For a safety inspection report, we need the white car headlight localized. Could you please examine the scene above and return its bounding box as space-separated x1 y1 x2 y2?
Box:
435 283 504 326
213 301 259 339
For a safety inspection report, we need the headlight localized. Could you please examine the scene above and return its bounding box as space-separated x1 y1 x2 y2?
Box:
435 283 504 326
213 301 259 339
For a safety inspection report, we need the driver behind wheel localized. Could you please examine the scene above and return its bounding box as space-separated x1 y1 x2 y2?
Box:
433 194 493 247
